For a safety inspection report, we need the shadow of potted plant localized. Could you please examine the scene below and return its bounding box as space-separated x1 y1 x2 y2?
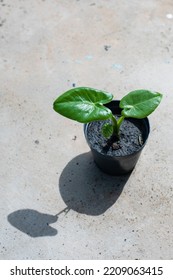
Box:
53 87 162 175
59 152 130 215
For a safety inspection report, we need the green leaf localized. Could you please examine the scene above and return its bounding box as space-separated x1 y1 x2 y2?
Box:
101 123 113 138
120 90 163 118
53 87 113 123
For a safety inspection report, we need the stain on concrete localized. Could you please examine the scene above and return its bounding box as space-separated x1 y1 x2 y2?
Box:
104 45 111 51
0 19 6 27
34 139 39 144
112 63 123 70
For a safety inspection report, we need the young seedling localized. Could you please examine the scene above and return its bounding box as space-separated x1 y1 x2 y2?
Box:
53 87 162 139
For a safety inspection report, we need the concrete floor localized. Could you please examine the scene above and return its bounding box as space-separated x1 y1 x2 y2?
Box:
0 0 173 259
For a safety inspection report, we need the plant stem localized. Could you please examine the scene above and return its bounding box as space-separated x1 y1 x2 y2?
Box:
111 115 125 138
111 115 118 137
117 115 125 131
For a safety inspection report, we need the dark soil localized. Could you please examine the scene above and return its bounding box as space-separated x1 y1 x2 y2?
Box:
86 117 144 157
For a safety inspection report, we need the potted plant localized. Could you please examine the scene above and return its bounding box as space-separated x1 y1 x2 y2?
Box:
53 87 162 175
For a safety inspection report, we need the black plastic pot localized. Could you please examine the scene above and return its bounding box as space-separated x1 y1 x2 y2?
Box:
84 100 150 176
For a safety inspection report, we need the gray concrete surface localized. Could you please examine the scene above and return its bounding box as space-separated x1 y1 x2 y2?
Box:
0 0 173 259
